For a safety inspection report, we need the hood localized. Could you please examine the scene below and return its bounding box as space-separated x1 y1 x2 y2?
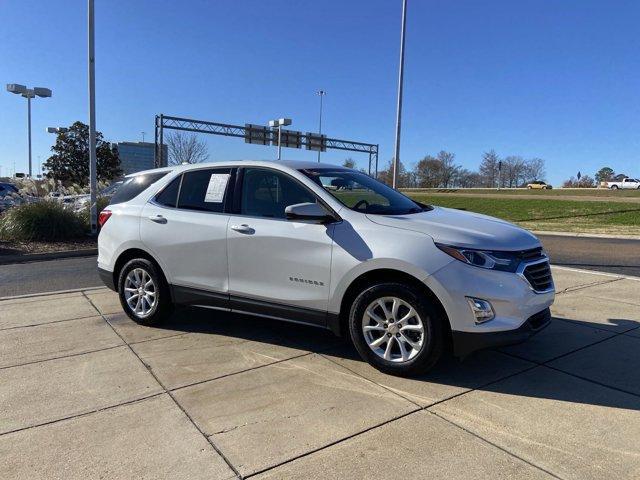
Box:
366 206 540 251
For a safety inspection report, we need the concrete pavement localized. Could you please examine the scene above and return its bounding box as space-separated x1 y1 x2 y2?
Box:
1 267 639 479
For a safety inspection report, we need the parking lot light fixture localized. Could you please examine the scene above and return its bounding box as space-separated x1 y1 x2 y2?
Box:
6 84 53 177
46 127 69 134
268 118 292 160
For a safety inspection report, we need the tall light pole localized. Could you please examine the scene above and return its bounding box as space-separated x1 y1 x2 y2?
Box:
88 0 98 234
316 90 326 162
392 0 408 189
268 118 292 160
6 84 52 177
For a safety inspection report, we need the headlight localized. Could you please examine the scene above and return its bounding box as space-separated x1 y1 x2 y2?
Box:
435 243 521 272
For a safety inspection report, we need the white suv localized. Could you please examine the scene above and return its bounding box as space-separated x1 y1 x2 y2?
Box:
98 160 554 375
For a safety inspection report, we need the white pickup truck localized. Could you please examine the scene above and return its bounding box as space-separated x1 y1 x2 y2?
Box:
604 178 640 189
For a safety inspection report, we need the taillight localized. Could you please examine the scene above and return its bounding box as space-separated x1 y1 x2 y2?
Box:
98 209 112 228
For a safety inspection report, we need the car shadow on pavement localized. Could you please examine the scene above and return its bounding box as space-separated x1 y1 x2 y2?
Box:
145 307 640 411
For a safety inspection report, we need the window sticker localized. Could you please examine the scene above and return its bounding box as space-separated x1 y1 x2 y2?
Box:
204 173 230 203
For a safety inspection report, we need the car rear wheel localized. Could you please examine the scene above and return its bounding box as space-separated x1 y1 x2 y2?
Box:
611 185 619 189
118 258 173 326
349 283 444 376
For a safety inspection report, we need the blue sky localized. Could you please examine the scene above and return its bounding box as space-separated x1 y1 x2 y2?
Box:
1 0 639 185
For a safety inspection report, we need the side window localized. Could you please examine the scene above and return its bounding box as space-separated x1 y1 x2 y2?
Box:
177 168 232 213
155 175 182 208
241 168 317 219
110 172 168 205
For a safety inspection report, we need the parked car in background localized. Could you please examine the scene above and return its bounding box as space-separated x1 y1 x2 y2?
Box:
603 178 640 189
64 180 124 211
527 181 552 190
0 182 19 197
97 160 554 376
0 182 20 213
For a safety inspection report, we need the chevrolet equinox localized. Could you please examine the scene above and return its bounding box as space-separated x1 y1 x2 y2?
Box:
97 160 554 375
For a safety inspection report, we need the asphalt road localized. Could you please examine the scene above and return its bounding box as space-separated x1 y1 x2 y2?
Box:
0 235 638 298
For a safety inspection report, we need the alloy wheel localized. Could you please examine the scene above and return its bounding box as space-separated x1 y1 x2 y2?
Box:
361 296 425 363
123 268 157 318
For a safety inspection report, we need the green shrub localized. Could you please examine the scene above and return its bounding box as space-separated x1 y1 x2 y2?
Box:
0 201 86 241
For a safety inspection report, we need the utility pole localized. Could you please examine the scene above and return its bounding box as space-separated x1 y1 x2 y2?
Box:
317 90 326 162
88 0 98 234
392 0 408 189
268 118 292 160
6 84 52 177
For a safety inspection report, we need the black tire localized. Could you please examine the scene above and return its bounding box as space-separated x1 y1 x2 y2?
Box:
117 258 173 326
611 185 619 190
348 283 444 376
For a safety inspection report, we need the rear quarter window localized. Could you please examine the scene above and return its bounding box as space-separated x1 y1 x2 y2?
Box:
109 172 168 205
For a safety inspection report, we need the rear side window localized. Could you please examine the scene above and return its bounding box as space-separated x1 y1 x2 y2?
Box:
110 172 168 205
155 176 182 208
177 168 232 213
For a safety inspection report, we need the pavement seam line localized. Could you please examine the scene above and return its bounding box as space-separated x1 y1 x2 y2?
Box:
542 363 640 399
426 410 565 480
0 391 166 438
168 351 313 393
317 352 567 479
319 353 426 408
242 407 423 479
497 327 620 367
81 292 243 480
0 313 106 332
0 344 124 372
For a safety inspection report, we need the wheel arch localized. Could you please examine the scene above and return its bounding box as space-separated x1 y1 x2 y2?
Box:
332 268 451 344
112 248 170 298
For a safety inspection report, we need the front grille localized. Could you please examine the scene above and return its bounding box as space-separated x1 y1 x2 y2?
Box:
519 247 545 262
523 260 553 292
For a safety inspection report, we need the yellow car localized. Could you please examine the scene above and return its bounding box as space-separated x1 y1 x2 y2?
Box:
527 181 552 190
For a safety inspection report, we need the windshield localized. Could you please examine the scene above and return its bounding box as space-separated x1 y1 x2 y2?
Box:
300 168 428 215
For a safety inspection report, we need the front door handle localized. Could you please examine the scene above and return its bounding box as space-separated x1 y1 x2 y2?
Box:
230 224 254 234
149 215 167 224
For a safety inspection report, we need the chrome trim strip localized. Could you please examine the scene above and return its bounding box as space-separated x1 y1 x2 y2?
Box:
516 256 555 294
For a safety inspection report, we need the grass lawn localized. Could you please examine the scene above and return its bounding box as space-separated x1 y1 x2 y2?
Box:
401 188 640 198
404 194 640 235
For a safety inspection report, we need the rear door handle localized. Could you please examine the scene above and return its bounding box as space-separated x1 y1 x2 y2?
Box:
230 224 254 234
149 215 167 224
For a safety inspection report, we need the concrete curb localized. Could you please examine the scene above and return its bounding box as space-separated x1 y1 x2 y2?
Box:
533 231 640 240
0 285 107 301
0 248 98 265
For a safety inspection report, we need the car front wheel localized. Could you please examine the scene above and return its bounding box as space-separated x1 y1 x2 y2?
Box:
349 283 444 376
118 258 173 325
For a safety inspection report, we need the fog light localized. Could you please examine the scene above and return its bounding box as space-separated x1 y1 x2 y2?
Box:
466 297 495 324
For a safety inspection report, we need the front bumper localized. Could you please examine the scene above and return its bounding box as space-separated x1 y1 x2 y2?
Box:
422 255 555 357
451 308 551 357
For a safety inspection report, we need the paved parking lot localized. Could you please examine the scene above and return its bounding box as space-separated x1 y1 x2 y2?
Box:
1 266 639 479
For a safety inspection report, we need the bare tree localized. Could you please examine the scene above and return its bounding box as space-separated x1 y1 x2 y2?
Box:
167 132 209 165
415 155 442 187
342 158 356 169
479 150 500 187
437 151 459 188
524 158 546 182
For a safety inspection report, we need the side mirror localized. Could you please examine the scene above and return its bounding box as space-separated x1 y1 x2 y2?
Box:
285 202 335 223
